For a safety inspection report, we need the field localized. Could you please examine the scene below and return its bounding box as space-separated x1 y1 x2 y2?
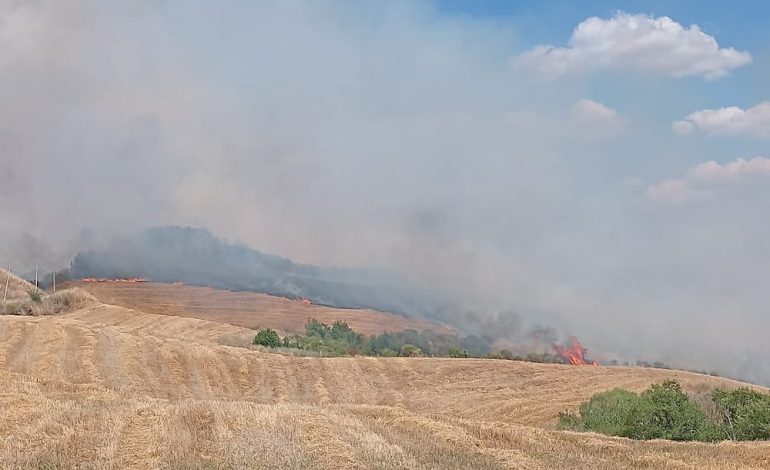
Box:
0 285 768 468
71 281 452 336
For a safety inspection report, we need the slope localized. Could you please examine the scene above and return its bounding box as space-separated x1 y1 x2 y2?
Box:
0 268 37 302
71 281 452 336
0 304 767 469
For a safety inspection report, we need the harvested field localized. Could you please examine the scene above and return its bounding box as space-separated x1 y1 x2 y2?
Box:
0 301 767 468
72 281 452 336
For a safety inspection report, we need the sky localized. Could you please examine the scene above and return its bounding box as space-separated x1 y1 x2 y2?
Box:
0 0 769 383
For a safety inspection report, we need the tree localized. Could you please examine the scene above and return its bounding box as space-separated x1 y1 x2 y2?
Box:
448 347 469 358
254 328 281 348
497 349 514 360
400 344 422 357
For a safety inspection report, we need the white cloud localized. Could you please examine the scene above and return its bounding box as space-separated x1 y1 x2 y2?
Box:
673 102 770 138
513 12 752 79
671 120 694 135
647 157 770 204
569 99 629 137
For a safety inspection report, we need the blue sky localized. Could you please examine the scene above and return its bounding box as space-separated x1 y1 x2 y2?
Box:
435 0 770 47
436 0 768 109
2 0 770 383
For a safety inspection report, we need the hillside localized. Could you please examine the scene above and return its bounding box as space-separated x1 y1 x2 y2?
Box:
0 302 767 468
67 226 441 316
71 281 453 336
0 268 37 302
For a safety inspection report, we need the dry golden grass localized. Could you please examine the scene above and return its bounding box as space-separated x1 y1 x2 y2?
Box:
0 268 38 302
1 269 96 316
0 299 767 468
72 281 453 335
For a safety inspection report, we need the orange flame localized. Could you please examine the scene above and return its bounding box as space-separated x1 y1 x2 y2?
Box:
553 336 598 366
82 278 147 283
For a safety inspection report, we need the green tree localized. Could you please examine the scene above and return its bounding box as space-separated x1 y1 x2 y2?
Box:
254 328 281 348
400 344 422 357
629 380 709 441
712 388 770 440
448 347 469 358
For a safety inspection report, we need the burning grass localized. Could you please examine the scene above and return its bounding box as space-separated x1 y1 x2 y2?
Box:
553 336 598 365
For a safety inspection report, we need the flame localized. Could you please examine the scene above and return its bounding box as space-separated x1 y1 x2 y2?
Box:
553 336 598 366
296 298 311 305
82 278 147 283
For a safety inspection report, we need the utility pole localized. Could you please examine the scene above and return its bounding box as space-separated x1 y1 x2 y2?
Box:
3 267 9 302
52 271 56 295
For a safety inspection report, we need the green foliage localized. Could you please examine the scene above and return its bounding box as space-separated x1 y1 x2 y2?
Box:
379 348 398 357
629 380 710 441
712 388 770 440
558 388 639 436
400 344 422 357
251 318 562 364
254 328 281 348
448 347 469 358
559 380 770 442
28 289 42 303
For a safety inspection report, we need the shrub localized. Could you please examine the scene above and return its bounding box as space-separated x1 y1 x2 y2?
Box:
498 349 514 360
559 388 639 436
1 288 95 316
28 289 42 303
629 380 710 441
400 344 422 357
254 328 281 348
34 288 95 315
379 348 398 357
558 380 769 442
448 347 469 358
712 388 770 440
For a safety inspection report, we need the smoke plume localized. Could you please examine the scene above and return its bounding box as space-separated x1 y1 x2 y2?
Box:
2 1 770 384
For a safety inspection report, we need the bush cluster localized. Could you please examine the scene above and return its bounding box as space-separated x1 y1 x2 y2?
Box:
253 319 572 363
559 380 770 442
254 319 522 358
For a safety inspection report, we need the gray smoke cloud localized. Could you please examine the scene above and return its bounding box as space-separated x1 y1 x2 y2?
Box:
1 1 769 384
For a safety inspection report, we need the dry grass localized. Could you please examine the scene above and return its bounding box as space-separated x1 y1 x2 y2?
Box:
71 281 453 335
0 299 766 468
0 268 39 302
1 269 96 316
1 289 96 316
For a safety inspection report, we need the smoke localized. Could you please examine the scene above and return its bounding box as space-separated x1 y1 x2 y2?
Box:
1 1 770 384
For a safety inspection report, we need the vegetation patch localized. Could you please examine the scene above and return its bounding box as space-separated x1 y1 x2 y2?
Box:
559 380 770 442
254 319 569 362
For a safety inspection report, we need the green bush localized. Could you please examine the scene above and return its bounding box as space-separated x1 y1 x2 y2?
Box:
28 289 42 303
712 388 770 440
448 347 469 358
254 328 281 348
629 380 710 441
559 380 770 442
400 344 422 357
559 388 639 436
379 348 399 357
